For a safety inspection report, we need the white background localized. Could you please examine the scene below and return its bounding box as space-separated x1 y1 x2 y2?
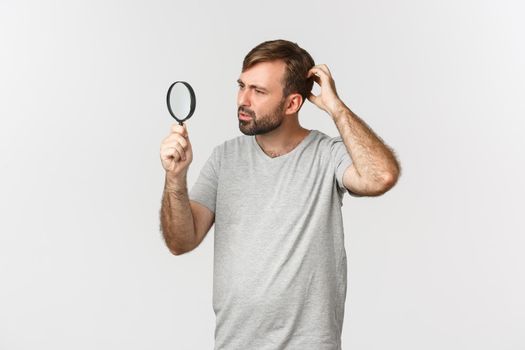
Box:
1 0 524 349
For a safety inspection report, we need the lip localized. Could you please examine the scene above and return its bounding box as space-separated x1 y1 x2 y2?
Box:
238 113 252 121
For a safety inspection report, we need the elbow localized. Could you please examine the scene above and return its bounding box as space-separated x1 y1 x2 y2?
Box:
160 225 196 256
172 250 187 256
162 234 193 256
169 246 185 256
377 167 400 194
352 163 401 197
167 242 193 256
168 245 191 256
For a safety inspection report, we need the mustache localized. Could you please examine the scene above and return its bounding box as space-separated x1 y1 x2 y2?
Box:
238 106 255 118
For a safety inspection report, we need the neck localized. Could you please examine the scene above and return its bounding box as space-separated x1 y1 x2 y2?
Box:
255 116 310 158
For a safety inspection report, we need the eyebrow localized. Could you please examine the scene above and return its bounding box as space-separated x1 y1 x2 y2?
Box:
236 79 269 92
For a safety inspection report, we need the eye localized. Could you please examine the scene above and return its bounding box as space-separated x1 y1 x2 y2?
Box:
255 89 264 94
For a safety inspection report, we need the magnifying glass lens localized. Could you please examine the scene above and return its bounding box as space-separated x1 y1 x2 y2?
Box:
166 81 196 125
168 83 192 119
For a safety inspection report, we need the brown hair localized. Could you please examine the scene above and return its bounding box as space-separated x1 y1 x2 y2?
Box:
242 39 315 105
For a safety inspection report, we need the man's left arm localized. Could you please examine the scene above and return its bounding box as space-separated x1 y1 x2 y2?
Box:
307 64 401 196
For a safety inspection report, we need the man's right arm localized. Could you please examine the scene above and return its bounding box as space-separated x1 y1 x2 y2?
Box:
160 175 196 255
159 123 215 255
160 174 216 255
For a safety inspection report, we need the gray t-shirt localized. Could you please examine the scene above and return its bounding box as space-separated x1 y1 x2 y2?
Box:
189 129 354 350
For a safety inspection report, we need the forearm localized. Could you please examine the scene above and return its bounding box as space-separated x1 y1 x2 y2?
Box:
160 174 196 255
331 102 400 185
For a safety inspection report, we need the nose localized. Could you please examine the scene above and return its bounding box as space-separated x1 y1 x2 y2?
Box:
237 88 251 107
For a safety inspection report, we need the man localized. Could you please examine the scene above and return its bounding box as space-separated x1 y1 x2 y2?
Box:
159 39 400 350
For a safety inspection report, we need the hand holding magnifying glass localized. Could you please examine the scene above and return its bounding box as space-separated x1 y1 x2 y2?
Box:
160 81 196 177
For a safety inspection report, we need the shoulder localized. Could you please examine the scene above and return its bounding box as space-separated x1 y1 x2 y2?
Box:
212 134 251 157
309 129 344 150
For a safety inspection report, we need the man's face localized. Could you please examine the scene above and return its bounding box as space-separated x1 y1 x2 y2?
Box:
236 60 288 135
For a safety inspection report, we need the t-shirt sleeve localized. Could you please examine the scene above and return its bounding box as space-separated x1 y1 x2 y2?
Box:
330 136 362 197
189 146 220 213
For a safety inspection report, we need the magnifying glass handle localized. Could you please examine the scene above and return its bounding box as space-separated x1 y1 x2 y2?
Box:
178 121 183 126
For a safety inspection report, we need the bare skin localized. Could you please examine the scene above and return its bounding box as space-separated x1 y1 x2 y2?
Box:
159 124 214 255
159 60 400 255
238 60 400 195
307 64 401 195
237 61 310 158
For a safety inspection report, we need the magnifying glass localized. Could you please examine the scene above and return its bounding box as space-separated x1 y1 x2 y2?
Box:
166 81 196 125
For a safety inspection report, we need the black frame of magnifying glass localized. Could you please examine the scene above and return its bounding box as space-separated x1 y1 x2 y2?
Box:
166 81 196 125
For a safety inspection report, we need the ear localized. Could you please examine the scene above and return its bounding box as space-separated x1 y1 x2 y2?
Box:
284 93 303 115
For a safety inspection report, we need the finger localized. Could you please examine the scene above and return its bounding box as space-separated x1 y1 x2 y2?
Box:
308 68 328 87
161 139 186 160
312 68 331 86
307 70 321 85
172 133 189 149
318 64 331 76
183 123 189 138
170 142 187 161
161 133 188 150
308 64 328 75
307 92 319 104
161 147 181 163
311 64 330 77
307 67 320 78
170 123 186 136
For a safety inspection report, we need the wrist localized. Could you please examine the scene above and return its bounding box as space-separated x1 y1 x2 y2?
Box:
164 172 187 192
327 99 346 118
329 100 351 121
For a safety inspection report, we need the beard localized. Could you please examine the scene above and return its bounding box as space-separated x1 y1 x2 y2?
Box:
238 99 286 136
